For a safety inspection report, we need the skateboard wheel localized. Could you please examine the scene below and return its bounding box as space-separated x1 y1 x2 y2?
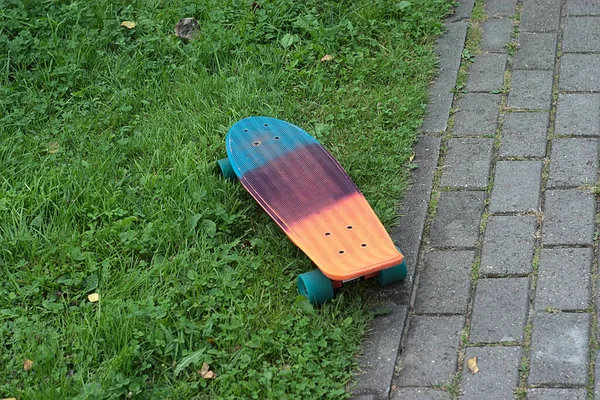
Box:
217 157 237 180
378 247 408 286
297 269 334 305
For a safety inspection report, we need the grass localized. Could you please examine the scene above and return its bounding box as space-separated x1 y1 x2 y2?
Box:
0 0 454 398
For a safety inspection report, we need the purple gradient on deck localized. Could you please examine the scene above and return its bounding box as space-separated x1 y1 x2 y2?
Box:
241 143 360 226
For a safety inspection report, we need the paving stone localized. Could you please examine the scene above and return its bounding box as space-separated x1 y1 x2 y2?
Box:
560 54 600 92
354 304 408 398
529 312 590 385
429 191 485 247
563 17 600 52
422 23 468 133
567 0 600 15
441 138 494 189
469 278 529 343
513 32 556 70
555 94 600 137
460 347 521 400
480 216 537 276
485 0 517 16
465 54 507 92
596 351 600 399
548 138 598 188
393 137 441 304
508 70 553 110
391 388 451 400
528 388 587 400
453 93 500 136
535 248 592 311
414 251 474 314
489 161 542 213
499 112 548 158
395 316 464 387
542 190 595 245
446 0 475 22
480 18 513 53
521 0 561 32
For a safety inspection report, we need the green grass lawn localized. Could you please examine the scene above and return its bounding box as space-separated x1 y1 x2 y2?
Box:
0 0 453 398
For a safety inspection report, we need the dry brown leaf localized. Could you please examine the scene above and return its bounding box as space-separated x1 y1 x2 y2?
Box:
88 293 100 302
320 54 333 62
251 2 261 12
47 141 60 154
467 356 479 374
199 362 216 379
174 18 200 40
409 152 415 162
23 358 33 371
120 21 136 29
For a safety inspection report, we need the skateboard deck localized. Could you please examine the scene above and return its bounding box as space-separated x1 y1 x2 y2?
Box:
222 116 404 284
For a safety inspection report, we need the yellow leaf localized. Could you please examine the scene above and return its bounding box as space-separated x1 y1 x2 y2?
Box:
120 21 136 29
47 141 60 154
409 152 415 162
2 398 17 400
88 293 100 302
23 358 33 371
467 356 479 374
320 54 333 62
199 362 216 379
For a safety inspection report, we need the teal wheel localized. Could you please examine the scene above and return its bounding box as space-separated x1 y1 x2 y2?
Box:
217 157 237 180
378 247 408 286
298 269 334 305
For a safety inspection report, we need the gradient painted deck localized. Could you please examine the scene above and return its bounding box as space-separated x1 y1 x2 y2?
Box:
226 116 403 281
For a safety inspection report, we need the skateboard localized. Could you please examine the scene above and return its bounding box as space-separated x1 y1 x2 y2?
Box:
218 116 407 304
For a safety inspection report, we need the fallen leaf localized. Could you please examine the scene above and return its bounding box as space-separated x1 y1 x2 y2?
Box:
199 362 216 379
88 293 100 302
467 356 479 374
409 152 415 162
23 358 33 371
120 21 136 29
47 141 60 154
321 54 333 62
1 398 17 400
174 18 200 40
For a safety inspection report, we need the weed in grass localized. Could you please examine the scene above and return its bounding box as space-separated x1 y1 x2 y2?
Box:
0 0 454 397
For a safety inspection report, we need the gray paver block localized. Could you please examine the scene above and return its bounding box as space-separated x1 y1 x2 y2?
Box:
395 315 464 387
508 70 553 110
528 388 587 400
489 161 542 213
521 0 561 32
596 351 600 399
567 0 600 15
470 278 529 343
480 216 537 276
391 388 451 400
465 54 507 92
461 346 521 400
499 112 548 158
560 54 600 92
542 190 595 245
441 138 494 189
392 137 441 304
535 248 592 311
429 191 485 248
486 0 517 16
453 93 500 136
548 138 598 188
414 251 474 314
513 32 557 70
354 304 407 398
529 312 590 385
480 18 514 53
555 94 600 137
446 0 475 22
422 23 468 133
563 17 600 52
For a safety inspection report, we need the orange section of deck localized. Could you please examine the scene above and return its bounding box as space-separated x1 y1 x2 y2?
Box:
282 194 404 281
